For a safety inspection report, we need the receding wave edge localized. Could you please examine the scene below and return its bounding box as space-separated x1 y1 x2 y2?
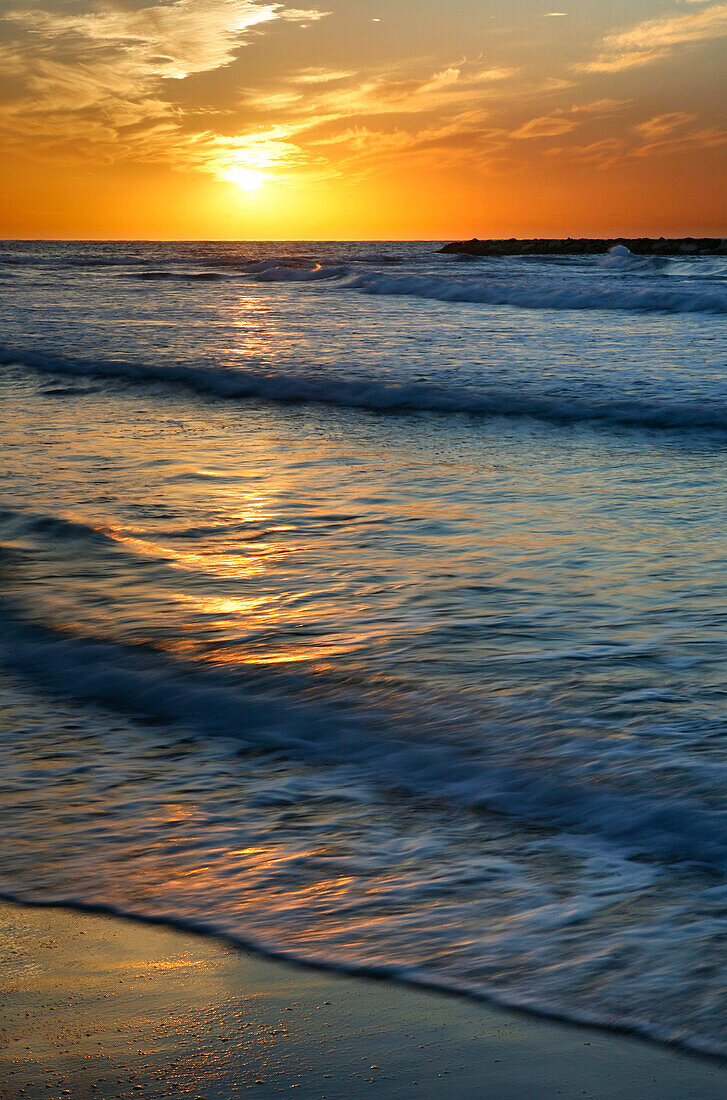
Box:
0 884 724 1060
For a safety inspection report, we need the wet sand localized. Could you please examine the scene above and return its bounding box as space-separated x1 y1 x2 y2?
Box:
1 899 725 1099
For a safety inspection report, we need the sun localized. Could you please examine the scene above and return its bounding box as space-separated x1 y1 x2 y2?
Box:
225 166 267 193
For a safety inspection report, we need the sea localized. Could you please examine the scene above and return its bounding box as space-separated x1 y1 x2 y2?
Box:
1 239 727 1055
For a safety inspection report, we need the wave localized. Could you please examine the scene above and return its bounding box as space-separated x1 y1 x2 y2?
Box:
2 603 727 874
251 262 350 282
4 346 727 434
131 270 232 281
349 252 403 264
597 245 666 271
126 261 350 282
0 250 208 269
5 244 725 315
342 270 727 315
233 253 726 313
0 507 120 548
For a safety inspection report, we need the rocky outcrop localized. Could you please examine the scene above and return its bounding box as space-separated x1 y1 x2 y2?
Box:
439 237 727 256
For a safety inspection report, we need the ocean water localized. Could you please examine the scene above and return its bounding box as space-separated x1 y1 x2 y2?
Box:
1 239 727 1054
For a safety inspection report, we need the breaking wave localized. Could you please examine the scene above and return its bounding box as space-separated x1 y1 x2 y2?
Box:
341 269 727 315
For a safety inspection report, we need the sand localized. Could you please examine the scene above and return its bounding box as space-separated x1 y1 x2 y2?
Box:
1 899 725 1099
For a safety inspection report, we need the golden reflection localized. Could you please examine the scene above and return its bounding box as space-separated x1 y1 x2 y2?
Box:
86 483 287 573
151 590 363 668
154 635 356 668
221 284 299 364
228 846 309 871
58 453 371 668
174 593 271 616
93 524 286 581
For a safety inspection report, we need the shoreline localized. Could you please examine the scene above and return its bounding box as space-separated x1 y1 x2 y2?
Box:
2 890 726 1064
2 900 726 1099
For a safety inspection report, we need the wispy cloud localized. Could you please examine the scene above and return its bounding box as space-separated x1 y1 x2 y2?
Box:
579 1 727 72
2 1 325 84
633 112 697 139
243 60 519 120
0 5 536 187
569 99 630 116
511 115 579 139
0 1 327 174
631 112 726 158
543 113 726 169
1 0 722 197
291 68 356 85
0 0 327 133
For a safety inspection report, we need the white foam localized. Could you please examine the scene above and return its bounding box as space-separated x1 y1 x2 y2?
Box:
254 263 350 282
343 269 727 314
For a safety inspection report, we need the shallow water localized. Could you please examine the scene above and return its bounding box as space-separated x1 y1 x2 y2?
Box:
1 240 727 1054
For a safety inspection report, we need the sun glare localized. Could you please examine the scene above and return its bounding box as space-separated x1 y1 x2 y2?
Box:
225 166 267 193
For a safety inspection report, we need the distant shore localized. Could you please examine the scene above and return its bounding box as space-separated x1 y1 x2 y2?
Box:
439 237 727 257
2 899 727 1099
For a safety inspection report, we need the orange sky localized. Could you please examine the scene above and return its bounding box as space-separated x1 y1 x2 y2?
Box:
0 0 725 239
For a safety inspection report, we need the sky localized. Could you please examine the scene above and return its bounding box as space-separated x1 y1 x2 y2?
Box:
0 0 725 238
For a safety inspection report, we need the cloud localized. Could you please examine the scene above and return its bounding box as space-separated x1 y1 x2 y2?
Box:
301 114 513 178
568 99 630 116
633 112 697 139
543 115 726 169
511 115 579 139
0 0 326 131
2 1 325 83
579 2 727 72
541 137 626 168
632 126 727 157
631 113 726 158
228 60 522 179
1 0 720 197
241 59 518 123
0 3 554 190
0 1 328 174
291 68 355 84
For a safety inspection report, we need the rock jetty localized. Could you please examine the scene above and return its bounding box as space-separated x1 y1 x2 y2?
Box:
439 237 727 257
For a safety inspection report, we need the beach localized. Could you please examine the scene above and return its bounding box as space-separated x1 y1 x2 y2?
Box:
2 899 726 1099
2 0 725 1094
